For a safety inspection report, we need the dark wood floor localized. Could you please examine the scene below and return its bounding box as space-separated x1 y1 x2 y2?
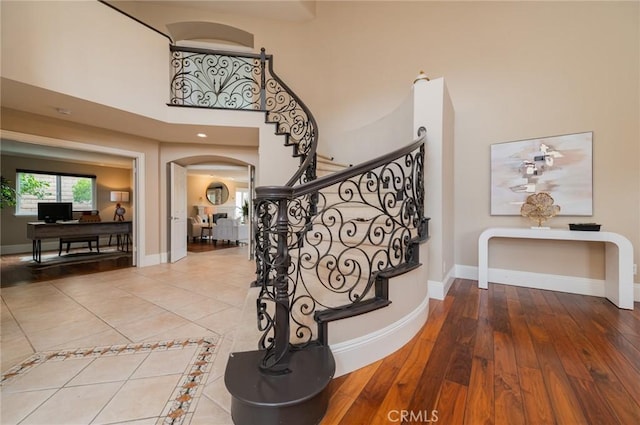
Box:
0 240 238 287
0 247 132 287
187 238 244 253
321 279 640 425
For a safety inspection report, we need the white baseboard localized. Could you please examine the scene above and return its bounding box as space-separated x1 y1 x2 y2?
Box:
330 294 429 377
455 264 478 281
427 266 455 300
428 280 445 300
491 268 605 296
140 253 163 267
453 264 640 303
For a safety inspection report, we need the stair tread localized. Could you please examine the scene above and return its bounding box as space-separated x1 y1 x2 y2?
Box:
225 345 334 405
315 298 391 322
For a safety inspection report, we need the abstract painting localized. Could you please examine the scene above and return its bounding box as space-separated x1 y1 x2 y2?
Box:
490 131 593 215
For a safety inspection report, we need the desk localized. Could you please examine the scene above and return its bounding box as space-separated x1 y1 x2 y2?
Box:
478 227 634 309
28 221 132 263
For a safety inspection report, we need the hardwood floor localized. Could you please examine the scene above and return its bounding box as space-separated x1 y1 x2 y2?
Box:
321 279 640 425
0 247 132 288
0 240 234 287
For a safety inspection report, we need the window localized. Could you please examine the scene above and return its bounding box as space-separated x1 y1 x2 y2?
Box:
235 189 250 219
16 170 96 215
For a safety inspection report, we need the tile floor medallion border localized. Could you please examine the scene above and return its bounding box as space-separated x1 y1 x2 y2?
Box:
1 337 219 425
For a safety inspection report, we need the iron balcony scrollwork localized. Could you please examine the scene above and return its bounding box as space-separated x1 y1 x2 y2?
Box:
254 128 428 372
169 45 427 374
170 47 319 301
169 46 317 186
170 48 262 110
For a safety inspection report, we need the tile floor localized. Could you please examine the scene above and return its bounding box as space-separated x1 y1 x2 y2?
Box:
1 246 255 425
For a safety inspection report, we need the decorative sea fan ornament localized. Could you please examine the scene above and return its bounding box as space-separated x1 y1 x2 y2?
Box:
520 192 560 228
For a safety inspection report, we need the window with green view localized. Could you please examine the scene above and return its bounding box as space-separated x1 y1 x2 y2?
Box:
16 170 96 215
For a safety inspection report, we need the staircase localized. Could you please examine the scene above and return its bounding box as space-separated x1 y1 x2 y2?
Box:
233 155 351 351
234 155 351 348
316 154 350 177
170 46 429 425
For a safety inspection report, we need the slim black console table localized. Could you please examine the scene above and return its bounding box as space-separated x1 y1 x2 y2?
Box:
27 221 132 263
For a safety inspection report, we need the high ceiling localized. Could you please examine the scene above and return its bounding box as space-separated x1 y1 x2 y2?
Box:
1 1 313 178
117 0 317 24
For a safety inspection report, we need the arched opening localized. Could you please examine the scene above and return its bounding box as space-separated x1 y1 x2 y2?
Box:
169 154 255 260
167 21 254 51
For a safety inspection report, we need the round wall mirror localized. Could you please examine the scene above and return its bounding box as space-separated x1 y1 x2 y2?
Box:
206 182 229 205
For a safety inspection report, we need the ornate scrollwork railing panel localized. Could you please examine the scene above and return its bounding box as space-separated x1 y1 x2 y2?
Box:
170 49 262 110
254 130 427 366
169 46 317 187
263 77 316 166
169 45 427 374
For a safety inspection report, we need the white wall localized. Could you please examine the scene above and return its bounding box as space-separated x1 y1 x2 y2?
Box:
414 78 456 293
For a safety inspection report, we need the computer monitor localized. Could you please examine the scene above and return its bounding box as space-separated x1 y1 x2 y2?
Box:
37 202 73 223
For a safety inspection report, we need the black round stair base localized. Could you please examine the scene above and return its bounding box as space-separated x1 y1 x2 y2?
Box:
225 345 335 425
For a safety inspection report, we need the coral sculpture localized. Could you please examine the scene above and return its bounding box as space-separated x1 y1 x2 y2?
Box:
520 192 561 227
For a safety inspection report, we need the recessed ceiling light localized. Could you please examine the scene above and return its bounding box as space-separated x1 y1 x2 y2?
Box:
197 133 207 138
55 107 72 115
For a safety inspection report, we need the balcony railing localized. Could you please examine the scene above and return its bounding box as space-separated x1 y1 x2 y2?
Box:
169 46 429 422
253 127 428 371
169 46 317 186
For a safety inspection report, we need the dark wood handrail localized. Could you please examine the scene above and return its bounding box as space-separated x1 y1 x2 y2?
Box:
169 45 318 188
170 44 266 60
255 127 426 200
294 126 425 196
261 50 320 187
98 1 174 43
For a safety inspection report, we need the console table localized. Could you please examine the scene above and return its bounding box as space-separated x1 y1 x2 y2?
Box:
27 221 132 263
478 227 634 309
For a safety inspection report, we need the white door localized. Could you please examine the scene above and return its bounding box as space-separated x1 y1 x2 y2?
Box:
170 162 187 263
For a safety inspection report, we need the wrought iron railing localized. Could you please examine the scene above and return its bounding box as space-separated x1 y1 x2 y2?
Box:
169 45 428 375
254 128 428 371
169 46 317 186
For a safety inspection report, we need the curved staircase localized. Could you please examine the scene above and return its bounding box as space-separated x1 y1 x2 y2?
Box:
170 45 429 425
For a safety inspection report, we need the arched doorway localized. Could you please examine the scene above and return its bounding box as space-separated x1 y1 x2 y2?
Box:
168 155 256 262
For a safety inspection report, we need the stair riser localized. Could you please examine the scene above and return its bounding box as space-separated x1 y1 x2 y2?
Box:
317 163 348 171
225 347 335 425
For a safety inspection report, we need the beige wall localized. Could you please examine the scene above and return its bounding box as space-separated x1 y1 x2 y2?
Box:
1 0 169 121
186 175 247 218
1 1 638 278
134 1 638 278
1 109 258 260
1 108 161 257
